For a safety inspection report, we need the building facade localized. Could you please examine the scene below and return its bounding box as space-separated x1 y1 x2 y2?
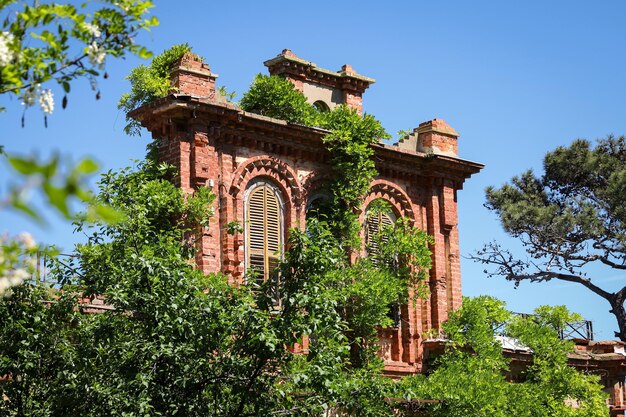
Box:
130 49 483 376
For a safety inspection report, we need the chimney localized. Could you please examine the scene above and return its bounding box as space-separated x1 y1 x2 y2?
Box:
416 119 459 157
170 52 218 99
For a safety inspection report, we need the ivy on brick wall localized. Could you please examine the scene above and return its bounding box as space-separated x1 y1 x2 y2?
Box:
240 73 437 412
240 74 391 248
317 104 390 247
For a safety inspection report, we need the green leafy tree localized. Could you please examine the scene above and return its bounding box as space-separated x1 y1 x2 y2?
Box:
1 161 295 415
0 159 433 416
240 73 319 125
472 136 626 341
399 296 608 417
0 283 81 415
1 0 157 115
0 0 157 294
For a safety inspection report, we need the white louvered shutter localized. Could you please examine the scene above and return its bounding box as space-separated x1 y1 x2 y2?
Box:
248 187 266 281
246 182 283 284
265 186 281 271
366 213 381 256
365 205 396 260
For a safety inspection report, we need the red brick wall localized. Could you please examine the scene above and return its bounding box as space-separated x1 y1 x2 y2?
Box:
343 90 363 115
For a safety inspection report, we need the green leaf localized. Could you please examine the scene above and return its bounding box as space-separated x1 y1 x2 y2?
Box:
12 199 42 222
74 158 99 174
43 182 70 217
90 204 126 223
137 46 152 59
8 156 42 175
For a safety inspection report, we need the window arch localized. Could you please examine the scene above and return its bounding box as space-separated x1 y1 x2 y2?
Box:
245 179 284 283
306 191 332 222
313 100 330 112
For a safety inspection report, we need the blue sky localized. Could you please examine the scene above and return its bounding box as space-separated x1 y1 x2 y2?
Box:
2 0 626 340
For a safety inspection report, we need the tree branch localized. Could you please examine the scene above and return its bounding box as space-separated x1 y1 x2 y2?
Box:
519 271 613 300
0 53 89 95
469 244 613 300
567 253 626 270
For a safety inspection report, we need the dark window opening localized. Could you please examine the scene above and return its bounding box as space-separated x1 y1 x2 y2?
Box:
313 100 330 113
306 193 332 222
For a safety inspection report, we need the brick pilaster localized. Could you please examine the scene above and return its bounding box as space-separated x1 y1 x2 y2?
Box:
340 65 364 115
441 182 462 311
426 180 449 330
189 122 221 275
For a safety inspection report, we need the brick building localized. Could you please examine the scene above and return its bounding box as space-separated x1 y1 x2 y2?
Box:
127 49 625 414
130 49 482 376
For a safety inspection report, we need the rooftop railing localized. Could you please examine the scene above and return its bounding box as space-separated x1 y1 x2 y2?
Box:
494 312 594 341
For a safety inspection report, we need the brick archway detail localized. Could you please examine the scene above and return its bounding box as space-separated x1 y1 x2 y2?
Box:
302 171 333 197
362 180 415 222
230 155 302 204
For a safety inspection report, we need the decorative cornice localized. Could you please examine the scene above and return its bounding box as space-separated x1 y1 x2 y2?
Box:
264 49 375 90
170 66 218 79
129 95 484 184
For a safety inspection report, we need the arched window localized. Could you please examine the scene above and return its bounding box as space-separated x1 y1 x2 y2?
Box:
313 100 330 113
364 200 397 258
245 180 284 283
365 199 400 328
306 191 332 222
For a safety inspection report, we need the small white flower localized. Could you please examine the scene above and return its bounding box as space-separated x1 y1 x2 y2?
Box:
21 85 38 107
25 257 37 271
11 268 29 282
0 31 15 66
17 232 36 250
83 22 101 38
38 89 54 114
115 2 130 12
0 279 10 294
86 41 106 69
0 268 29 295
